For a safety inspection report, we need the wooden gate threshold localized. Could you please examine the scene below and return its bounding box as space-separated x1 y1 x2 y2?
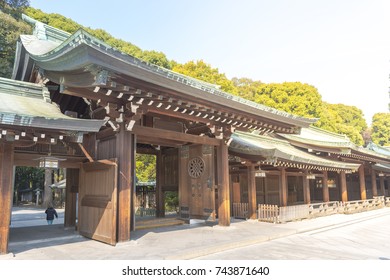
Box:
135 217 185 230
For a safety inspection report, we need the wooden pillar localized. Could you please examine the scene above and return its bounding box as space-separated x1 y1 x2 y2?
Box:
379 176 385 196
43 169 53 207
217 141 230 226
371 169 378 197
303 170 311 204
64 168 78 228
0 143 14 255
340 171 348 202
155 151 165 218
247 164 257 219
116 124 135 242
358 165 367 200
279 167 287 206
322 171 329 202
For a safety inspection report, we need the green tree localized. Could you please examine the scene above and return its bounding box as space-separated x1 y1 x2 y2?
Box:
0 11 32 78
315 103 367 146
135 154 156 182
251 82 323 119
0 0 30 19
173 60 238 94
371 113 390 146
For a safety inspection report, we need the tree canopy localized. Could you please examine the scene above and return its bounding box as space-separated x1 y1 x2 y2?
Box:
172 60 238 94
371 113 390 146
0 11 32 78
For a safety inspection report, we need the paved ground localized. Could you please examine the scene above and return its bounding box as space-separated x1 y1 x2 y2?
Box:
2 206 390 260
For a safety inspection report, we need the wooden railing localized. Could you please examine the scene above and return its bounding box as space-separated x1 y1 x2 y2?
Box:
136 207 156 217
309 201 340 217
233 203 248 219
258 197 387 224
386 197 390 207
342 196 385 214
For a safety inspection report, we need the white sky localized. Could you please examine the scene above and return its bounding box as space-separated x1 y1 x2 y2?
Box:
29 0 390 124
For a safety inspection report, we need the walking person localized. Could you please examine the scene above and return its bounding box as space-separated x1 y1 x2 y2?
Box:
45 204 58 225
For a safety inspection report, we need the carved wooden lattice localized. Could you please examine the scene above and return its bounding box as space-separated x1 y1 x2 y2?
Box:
188 157 205 178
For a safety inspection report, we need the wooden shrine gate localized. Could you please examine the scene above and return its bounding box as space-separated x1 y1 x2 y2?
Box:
179 144 216 221
78 161 118 245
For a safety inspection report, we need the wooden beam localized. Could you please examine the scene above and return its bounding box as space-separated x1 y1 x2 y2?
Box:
247 164 257 219
358 165 367 200
131 125 221 146
116 123 136 241
156 151 165 217
322 171 330 202
0 143 14 255
303 170 311 204
64 168 78 228
379 176 385 196
340 171 348 202
279 167 287 206
217 140 230 226
371 169 378 197
62 87 123 105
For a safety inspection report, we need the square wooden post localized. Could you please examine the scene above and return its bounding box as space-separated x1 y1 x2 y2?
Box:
217 140 230 226
371 169 378 197
279 167 287 206
379 176 385 196
340 171 348 202
247 164 257 219
322 171 330 202
303 170 311 204
64 168 78 228
358 165 367 200
156 150 165 218
116 124 135 242
0 143 14 255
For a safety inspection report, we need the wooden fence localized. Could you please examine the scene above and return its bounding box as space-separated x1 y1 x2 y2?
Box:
309 201 340 217
342 196 385 214
258 197 388 223
233 203 249 219
258 204 279 223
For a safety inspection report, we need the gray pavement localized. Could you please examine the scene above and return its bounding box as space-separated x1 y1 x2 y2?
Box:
2 206 390 260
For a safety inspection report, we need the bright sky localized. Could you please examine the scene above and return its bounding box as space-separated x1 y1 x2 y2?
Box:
29 0 390 124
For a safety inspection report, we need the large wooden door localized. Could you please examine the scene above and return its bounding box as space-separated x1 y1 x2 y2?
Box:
179 145 215 221
78 161 117 245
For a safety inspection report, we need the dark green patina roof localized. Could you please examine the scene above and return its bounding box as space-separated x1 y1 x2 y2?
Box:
0 77 104 132
230 131 360 172
279 126 390 163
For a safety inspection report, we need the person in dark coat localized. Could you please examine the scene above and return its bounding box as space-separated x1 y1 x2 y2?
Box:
45 204 58 225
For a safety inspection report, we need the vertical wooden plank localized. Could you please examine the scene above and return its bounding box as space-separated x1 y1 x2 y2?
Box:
303 170 311 204
371 169 378 197
358 165 367 200
217 140 230 226
178 146 189 221
0 143 14 255
64 168 78 228
322 171 329 202
116 123 135 242
232 182 241 203
155 150 165 217
340 171 348 202
279 168 287 206
379 176 385 197
247 164 257 219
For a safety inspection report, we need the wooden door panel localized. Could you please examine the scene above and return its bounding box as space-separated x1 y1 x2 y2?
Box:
79 161 117 245
180 145 215 221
